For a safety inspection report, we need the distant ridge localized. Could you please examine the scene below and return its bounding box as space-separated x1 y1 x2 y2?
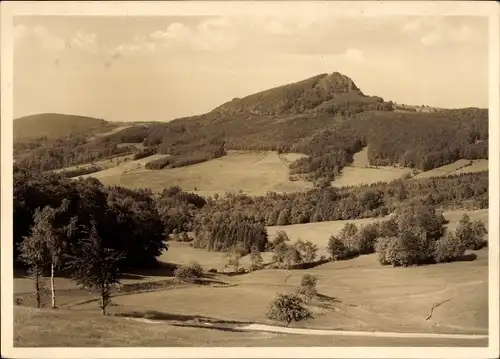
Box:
14 113 110 139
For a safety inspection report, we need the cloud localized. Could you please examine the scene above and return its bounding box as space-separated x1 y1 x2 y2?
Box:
344 48 364 62
14 24 66 51
70 31 98 53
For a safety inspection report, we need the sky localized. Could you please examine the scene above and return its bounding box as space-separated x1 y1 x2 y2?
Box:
13 14 489 122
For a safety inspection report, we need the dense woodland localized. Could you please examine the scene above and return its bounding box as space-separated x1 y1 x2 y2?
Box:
14 166 487 269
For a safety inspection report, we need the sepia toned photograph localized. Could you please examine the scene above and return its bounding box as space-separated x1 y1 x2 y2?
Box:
1 1 499 358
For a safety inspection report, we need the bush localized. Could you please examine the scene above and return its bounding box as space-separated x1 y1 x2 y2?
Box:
132 148 156 160
297 274 318 302
145 156 171 170
455 214 488 250
434 232 467 263
327 235 354 261
250 250 264 271
266 293 313 326
174 261 204 282
375 230 435 267
300 274 317 289
294 239 318 263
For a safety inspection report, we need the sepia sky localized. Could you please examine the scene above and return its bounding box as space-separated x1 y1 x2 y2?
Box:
13 14 489 122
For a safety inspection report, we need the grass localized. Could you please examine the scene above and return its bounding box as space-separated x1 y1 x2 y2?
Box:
14 307 486 347
14 242 488 347
413 159 489 179
332 148 412 188
83 150 313 196
76 154 169 181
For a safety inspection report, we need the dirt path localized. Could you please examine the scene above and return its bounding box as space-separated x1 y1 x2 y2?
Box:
240 324 488 340
129 318 487 340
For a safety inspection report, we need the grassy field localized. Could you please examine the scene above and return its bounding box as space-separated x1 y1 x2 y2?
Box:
83 151 313 197
14 307 486 347
413 160 489 180
14 242 488 346
76 154 169 182
13 208 488 347
332 148 412 188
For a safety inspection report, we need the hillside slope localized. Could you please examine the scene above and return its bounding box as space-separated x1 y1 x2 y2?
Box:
211 72 391 117
14 113 112 139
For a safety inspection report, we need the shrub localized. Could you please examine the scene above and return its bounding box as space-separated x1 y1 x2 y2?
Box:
266 293 313 326
132 148 156 160
300 274 317 289
174 261 204 282
327 235 353 261
297 274 318 302
339 223 358 240
434 232 467 263
294 239 318 263
145 156 171 170
455 214 488 250
375 230 435 267
250 250 264 271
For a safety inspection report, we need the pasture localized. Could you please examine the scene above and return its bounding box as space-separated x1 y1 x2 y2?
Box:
13 208 489 347
83 151 313 197
413 160 489 180
332 148 412 188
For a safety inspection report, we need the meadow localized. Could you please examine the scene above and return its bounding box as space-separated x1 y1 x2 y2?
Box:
80 150 314 197
14 208 489 347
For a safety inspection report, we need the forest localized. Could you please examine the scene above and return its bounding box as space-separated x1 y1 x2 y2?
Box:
14 166 487 269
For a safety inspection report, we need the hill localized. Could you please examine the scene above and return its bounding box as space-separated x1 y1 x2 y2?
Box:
14 113 113 140
211 72 392 117
14 72 488 187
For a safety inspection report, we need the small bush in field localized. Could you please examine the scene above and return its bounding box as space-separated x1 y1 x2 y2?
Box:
174 261 204 282
266 293 313 326
434 232 467 263
296 274 318 302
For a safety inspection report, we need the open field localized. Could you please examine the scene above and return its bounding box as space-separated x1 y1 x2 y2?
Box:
87 125 133 141
332 148 412 188
82 151 313 196
14 307 487 347
50 153 136 174
13 207 489 346
413 160 489 180
14 245 488 344
76 154 169 182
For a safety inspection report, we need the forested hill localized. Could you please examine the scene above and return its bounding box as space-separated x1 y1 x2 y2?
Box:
210 72 392 117
14 72 488 183
14 113 113 140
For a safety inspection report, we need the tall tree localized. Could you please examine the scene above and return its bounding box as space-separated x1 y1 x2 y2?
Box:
18 209 50 308
66 221 124 315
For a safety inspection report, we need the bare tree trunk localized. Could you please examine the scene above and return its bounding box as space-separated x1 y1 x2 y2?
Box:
50 261 56 309
34 266 41 309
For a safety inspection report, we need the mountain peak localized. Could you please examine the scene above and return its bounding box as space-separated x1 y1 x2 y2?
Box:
212 72 366 117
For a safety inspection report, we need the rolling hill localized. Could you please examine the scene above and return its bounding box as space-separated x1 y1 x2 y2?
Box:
13 113 114 140
14 72 488 187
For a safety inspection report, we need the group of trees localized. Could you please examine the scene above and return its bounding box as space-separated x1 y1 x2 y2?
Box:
14 134 134 172
325 206 487 267
268 232 319 269
192 212 268 253
14 168 168 271
193 171 487 229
